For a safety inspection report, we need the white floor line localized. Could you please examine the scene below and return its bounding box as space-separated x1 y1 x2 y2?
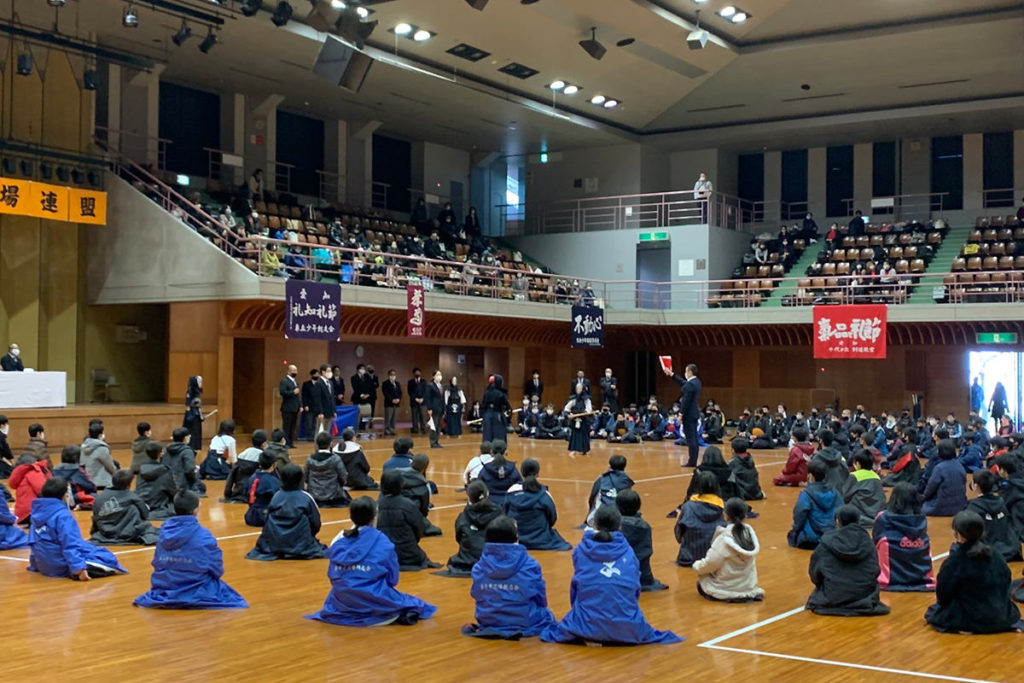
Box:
0 554 29 562
932 551 949 561
701 645 999 683
698 606 807 647
634 460 787 484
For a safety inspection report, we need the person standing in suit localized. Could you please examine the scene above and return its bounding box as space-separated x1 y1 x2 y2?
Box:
316 365 336 435
526 370 544 403
570 370 590 399
600 368 619 414
330 365 346 408
366 365 380 422
279 365 301 448
665 363 702 468
301 369 320 442
425 370 445 449
350 364 374 431
407 369 427 435
382 370 402 437
1 343 23 372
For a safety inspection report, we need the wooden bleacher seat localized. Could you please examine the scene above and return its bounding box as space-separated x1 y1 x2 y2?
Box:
832 248 846 262
895 259 909 274
904 246 918 259
822 263 836 276
910 258 925 273
983 256 999 271
889 246 903 260
968 229 983 243
836 262 851 276
999 256 1015 270
967 256 982 271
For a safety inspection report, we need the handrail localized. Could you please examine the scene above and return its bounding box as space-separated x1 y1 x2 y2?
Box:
840 193 948 222
315 169 344 204
203 147 244 186
982 188 1022 210
94 126 172 171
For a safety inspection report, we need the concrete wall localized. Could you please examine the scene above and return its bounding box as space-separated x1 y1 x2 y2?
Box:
526 144 642 203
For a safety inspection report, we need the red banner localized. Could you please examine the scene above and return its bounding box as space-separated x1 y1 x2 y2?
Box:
407 284 425 338
813 305 887 359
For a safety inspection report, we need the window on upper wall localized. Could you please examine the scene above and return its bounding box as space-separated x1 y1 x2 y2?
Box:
931 135 963 211
275 111 325 198
372 134 412 213
983 132 1014 208
826 145 853 218
737 153 764 223
872 141 896 198
158 82 220 177
781 149 808 219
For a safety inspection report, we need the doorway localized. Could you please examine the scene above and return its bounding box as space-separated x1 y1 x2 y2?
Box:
636 242 671 309
968 350 1021 431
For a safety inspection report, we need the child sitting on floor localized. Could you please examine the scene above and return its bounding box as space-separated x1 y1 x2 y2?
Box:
462 440 493 486
462 515 557 640
377 469 439 571
773 427 814 487
90 469 160 546
136 441 176 520
843 450 886 527
693 497 764 603
686 446 737 501
244 452 280 527
873 483 935 592
616 489 667 592
587 454 634 526
28 478 127 580
922 439 967 517
788 459 841 549
246 464 327 561
134 490 248 609
305 496 437 627
401 453 442 537
674 472 726 567
541 506 681 646
382 437 415 471
0 499 29 550
441 480 501 577
505 458 572 551
967 470 1022 562
163 427 206 496
51 445 97 511
806 505 890 617
477 443 523 508
9 450 52 524
335 428 377 490
727 438 766 501
926 510 1023 633
222 430 267 502
305 432 350 508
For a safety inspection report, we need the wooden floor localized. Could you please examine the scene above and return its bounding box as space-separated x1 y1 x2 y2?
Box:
1 434 1020 682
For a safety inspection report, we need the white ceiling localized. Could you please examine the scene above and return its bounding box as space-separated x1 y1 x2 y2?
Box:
5 0 1024 155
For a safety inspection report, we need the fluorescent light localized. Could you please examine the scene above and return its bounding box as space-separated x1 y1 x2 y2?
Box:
330 0 346 8
355 5 369 17
590 94 606 105
719 5 736 17
549 80 566 90
603 99 618 109
693 0 709 3
413 29 431 41
394 22 412 35
176 174 190 186
732 12 747 23
563 84 578 95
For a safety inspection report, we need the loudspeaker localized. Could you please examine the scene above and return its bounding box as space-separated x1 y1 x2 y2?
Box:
17 53 32 76
83 69 99 90
687 29 708 50
312 35 374 94
578 37 606 61
465 0 489 9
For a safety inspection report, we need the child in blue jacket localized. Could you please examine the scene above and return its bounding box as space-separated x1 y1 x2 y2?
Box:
462 515 557 639
505 458 571 551
922 440 967 517
957 431 984 473
134 491 247 609
244 452 280 527
787 459 842 549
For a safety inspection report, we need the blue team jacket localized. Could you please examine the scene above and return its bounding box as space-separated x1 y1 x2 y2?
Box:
27 498 126 578
0 504 29 550
466 541 556 638
505 486 571 551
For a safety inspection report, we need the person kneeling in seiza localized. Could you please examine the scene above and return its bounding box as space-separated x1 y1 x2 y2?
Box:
246 464 327 561
90 469 160 546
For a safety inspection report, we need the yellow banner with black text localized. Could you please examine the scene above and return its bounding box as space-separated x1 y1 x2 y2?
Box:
0 176 106 225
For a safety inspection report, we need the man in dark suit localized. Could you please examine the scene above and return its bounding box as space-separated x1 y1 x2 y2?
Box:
365 365 380 421
279 364 301 448
381 369 402 436
666 363 702 467
316 364 336 436
330 364 346 407
569 370 590 399
525 370 543 402
425 370 445 448
1 343 23 372
350 363 375 431
300 368 320 441
600 368 619 414
407 368 427 434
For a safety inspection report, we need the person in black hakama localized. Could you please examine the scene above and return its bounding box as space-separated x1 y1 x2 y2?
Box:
564 385 593 458
481 375 511 445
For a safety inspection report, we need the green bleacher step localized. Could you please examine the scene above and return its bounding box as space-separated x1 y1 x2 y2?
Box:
905 225 974 305
761 244 826 308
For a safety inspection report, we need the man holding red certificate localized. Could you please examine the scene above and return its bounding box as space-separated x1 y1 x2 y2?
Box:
663 361 702 467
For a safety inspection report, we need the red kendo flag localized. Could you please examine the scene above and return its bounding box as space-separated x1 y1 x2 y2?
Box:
658 355 673 374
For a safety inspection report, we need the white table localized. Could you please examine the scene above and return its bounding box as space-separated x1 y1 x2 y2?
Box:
0 371 68 408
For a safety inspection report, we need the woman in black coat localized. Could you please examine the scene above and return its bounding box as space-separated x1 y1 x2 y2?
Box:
480 374 510 444
925 510 1022 633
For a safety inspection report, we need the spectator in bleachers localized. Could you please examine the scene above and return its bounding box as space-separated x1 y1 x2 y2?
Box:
260 243 288 278
1016 196 1024 225
848 210 866 237
801 212 819 242
464 206 481 237
424 232 445 260
248 169 264 201
411 198 430 235
753 242 769 265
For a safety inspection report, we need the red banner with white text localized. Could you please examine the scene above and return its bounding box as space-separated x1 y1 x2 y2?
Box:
407 285 425 338
813 305 887 359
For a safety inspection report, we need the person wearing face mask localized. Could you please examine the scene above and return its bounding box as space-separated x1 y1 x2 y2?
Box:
382 370 402 437
1 343 23 372
365 365 380 424
313 364 335 436
330 365 346 409
526 370 544 403
407 368 427 435
0 415 13 481
445 377 467 438
600 369 619 414
569 370 590 400
350 364 375 432
425 371 445 448
279 365 301 449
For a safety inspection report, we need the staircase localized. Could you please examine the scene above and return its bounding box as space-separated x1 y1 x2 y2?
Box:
761 244 825 307
905 225 973 304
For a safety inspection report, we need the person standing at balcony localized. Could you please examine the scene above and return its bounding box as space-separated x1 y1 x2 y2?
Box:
693 172 713 223
848 210 866 237
411 198 430 236
464 206 482 238
666 363 702 468
801 212 820 242
248 168 264 202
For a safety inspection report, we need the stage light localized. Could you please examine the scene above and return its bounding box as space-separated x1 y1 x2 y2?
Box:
337 11 377 49
549 80 565 90
563 84 578 95
241 0 261 16
199 28 218 53
355 5 368 17
122 4 139 27
579 26 606 61
590 94 605 105
603 99 618 109
271 1 293 26
394 22 412 35
172 21 192 46
83 68 99 90
413 28 431 41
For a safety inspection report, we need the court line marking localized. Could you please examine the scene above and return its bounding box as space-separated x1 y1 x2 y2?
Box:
634 460 787 484
699 606 806 647
0 554 29 562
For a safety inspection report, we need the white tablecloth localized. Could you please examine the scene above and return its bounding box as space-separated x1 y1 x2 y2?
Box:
0 371 68 408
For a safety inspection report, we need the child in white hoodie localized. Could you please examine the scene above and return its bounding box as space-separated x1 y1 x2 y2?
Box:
692 497 764 603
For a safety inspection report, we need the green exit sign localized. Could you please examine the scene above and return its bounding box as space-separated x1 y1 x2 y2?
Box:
976 332 1019 344
639 231 669 242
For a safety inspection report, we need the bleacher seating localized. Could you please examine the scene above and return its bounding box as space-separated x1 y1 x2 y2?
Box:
941 218 1024 302
707 229 810 308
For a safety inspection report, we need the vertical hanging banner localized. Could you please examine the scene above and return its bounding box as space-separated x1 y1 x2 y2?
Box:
813 304 887 359
285 279 341 341
571 304 605 348
407 284 425 337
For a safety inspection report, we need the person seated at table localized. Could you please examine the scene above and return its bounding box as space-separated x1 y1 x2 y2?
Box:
305 432 350 508
246 464 327 561
806 505 890 617
305 496 437 626
28 478 127 580
90 469 160 546
133 491 248 609
334 428 377 490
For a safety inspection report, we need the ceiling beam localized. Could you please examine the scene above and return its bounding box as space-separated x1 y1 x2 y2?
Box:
628 0 739 53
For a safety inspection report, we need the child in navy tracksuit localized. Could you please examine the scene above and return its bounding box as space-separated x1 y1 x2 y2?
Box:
244 453 280 527
674 471 726 566
957 431 984 473
616 489 667 592
586 454 634 526
873 483 935 591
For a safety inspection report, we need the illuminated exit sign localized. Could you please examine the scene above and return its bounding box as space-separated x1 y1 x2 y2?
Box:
976 332 1018 344
639 231 669 242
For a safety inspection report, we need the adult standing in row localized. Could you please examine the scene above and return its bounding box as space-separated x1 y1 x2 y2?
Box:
600 368 619 414
666 363 702 468
408 368 427 435
481 375 511 444
526 370 544 403
279 364 301 448
381 370 402 437
316 365 335 436
570 370 590 399
425 370 445 449
330 365 346 408
301 369 320 441
350 364 374 432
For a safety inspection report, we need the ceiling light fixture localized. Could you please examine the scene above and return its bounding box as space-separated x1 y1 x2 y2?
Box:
271 1 293 27
731 11 748 23
413 28 431 41
563 84 579 95
719 5 736 18
394 22 412 35
47 0 66 6
549 80 565 90
122 4 139 27
579 26 606 61
603 99 618 109
330 0 346 8
355 5 368 17
17 52 32 76
199 28 218 53
590 94 605 105
171 20 192 46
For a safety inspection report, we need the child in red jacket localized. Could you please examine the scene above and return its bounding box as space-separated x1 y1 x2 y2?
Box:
10 454 53 524
773 427 814 487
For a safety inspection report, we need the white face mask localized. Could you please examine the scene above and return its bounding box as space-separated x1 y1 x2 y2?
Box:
435 376 442 383
10 348 19 357
605 372 612 378
324 371 333 380
357 369 365 376
0 425 8 435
